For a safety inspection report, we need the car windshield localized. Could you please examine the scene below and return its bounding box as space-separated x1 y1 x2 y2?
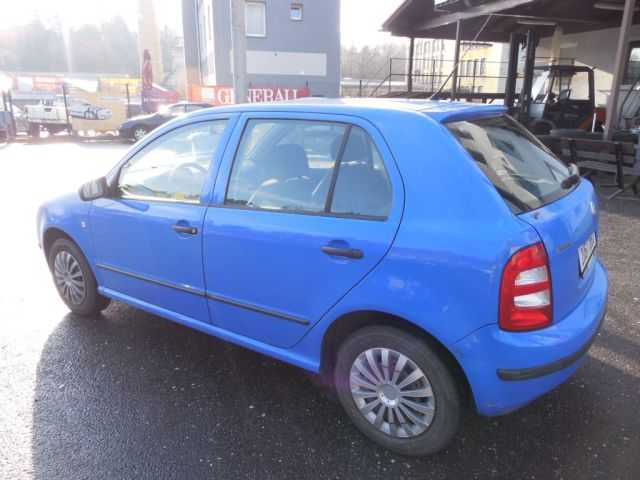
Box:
446 115 571 213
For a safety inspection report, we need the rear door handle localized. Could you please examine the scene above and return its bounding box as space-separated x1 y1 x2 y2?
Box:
321 245 363 259
172 224 198 235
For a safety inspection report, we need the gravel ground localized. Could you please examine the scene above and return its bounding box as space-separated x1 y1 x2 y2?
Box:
0 140 638 479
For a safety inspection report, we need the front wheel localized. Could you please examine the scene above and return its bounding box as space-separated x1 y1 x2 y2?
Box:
334 326 462 456
48 238 110 316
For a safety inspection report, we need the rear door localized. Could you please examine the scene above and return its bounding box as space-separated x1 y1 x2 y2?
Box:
202 113 404 348
447 115 599 323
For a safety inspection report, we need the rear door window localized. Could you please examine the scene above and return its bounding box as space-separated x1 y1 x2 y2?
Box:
225 119 392 219
225 119 347 212
330 126 392 218
446 115 571 212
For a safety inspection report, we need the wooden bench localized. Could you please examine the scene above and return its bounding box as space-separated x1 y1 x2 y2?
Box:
556 137 640 199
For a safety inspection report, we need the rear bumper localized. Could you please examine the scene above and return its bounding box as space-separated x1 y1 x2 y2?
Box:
453 259 608 416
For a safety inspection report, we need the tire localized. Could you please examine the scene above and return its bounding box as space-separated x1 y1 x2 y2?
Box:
132 126 148 141
334 326 462 456
47 238 110 316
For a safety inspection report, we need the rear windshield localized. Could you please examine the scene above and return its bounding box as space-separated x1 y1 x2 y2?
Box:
446 115 571 213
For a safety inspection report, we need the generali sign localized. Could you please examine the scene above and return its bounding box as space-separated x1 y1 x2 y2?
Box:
191 85 310 105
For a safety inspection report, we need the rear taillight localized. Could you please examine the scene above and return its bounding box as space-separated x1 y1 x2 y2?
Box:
499 242 552 332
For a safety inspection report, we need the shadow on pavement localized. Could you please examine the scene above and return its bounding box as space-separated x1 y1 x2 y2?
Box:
32 304 640 479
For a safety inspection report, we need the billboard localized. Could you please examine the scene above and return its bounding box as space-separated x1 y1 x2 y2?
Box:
190 85 311 106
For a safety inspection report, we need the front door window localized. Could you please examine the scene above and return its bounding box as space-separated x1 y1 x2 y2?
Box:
119 120 227 203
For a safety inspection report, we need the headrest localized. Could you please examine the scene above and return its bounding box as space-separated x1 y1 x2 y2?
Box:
270 144 309 179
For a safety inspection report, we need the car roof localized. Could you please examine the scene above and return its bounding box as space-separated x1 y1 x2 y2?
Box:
190 97 506 123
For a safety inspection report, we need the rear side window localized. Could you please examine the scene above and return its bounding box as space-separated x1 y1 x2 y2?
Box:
447 115 570 212
331 126 392 218
226 119 347 212
225 119 392 219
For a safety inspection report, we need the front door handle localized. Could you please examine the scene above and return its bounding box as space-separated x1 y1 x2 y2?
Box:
172 224 198 235
321 245 363 259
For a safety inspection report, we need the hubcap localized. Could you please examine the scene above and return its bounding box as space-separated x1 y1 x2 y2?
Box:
53 250 86 305
349 348 436 438
133 128 146 140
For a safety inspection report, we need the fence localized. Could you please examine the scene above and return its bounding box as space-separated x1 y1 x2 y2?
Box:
342 56 576 99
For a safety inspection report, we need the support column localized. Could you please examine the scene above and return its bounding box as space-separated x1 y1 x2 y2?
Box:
61 83 72 134
518 29 539 123
7 91 16 137
605 0 637 140
451 20 462 100
505 32 524 112
549 25 564 65
230 0 248 103
408 36 415 93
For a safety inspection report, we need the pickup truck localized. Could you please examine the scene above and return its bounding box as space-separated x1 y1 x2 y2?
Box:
23 102 69 137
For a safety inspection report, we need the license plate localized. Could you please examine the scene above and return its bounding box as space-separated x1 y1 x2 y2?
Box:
578 232 597 276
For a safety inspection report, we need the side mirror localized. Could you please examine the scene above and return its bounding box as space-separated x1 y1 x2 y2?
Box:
79 176 110 201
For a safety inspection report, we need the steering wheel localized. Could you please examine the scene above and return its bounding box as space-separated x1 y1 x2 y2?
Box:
172 162 207 176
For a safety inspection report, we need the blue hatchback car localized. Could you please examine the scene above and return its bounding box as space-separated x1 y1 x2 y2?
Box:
38 99 607 456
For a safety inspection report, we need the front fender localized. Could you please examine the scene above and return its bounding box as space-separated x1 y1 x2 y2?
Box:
38 192 94 264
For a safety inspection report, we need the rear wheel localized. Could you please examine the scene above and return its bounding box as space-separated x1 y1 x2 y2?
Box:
48 238 110 316
334 326 462 456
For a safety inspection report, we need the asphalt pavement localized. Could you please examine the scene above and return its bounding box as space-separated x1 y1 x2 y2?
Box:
0 139 639 479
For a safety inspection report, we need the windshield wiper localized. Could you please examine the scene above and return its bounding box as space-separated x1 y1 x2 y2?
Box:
561 163 581 189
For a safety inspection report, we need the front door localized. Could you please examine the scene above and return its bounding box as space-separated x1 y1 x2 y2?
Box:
91 119 230 323
202 114 403 348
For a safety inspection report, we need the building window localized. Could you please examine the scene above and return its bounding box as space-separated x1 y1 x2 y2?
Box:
290 3 303 21
624 41 640 84
245 1 266 37
479 58 486 75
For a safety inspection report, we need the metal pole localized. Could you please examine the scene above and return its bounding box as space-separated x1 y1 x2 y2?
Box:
388 59 393 94
605 0 637 140
62 83 72 135
358 79 363 97
431 58 436 92
451 20 462 100
472 59 477 93
408 37 415 94
505 32 523 112
7 91 16 137
230 0 248 103
126 84 131 118
518 29 539 123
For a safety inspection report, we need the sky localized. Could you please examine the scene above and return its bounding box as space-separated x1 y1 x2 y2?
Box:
0 0 406 48
340 0 406 47
0 0 182 33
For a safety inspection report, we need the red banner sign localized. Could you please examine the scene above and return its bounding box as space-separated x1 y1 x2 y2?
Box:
191 85 310 105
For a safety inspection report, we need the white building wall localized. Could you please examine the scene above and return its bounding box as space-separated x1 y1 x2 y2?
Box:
539 25 640 107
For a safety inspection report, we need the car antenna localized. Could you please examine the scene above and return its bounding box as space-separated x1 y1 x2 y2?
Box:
429 14 495 101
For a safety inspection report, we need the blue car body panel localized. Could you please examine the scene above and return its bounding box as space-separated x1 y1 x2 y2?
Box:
202 112 405 348
37 99 608 417
38 193 95 266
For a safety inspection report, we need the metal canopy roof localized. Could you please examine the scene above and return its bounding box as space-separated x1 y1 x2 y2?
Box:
382 0 638 42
